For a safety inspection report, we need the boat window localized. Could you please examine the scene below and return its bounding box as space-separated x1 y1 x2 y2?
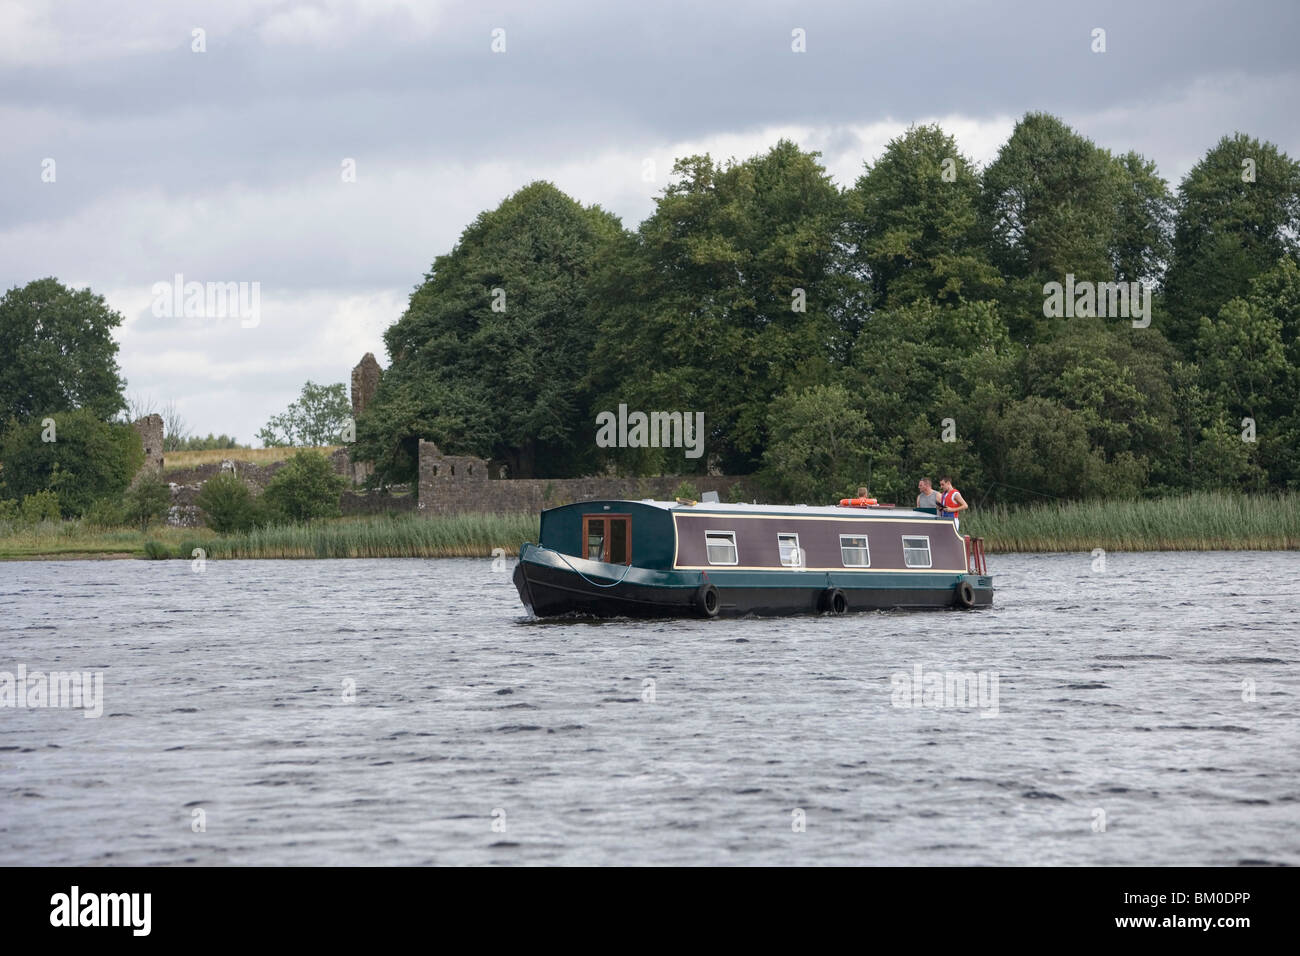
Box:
584 518 605 561
840 534 870 567
609 518 629 564
705 531 738 565
902 535 932 568
583 515 631 564
778 533 802 567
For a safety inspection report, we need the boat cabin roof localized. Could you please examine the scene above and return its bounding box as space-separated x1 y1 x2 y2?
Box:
609 500 942 520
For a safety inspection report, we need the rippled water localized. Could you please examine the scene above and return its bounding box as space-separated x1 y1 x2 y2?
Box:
1 552 1297 865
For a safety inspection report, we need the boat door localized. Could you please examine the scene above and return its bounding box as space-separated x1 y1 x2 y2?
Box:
582 514 631 564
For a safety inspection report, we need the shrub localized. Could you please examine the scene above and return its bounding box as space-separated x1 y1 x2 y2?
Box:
20 489 61 523
142 539 171 559
261 450 347 523
727 482 749 503
0 499 17 522
123 474 171 531
195 472 258 533
672 480 699 500
83 497 126 529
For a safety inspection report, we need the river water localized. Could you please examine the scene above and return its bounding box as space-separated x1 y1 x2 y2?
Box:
1 552 1296 866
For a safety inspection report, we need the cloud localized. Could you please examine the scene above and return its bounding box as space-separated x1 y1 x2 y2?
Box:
3 0 1298 442
112 284 400 444
256 0 446 46
0 0 447 67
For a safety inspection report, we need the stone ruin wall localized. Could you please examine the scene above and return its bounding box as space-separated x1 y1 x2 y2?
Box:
416 439 764 516
163 454 414 527
329 446 372 487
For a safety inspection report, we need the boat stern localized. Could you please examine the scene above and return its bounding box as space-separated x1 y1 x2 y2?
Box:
957 572 994 608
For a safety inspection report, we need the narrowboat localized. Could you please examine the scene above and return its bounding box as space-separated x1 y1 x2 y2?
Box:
512 499 992 619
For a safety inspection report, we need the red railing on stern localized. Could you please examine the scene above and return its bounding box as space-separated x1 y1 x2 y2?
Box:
963 535 987 575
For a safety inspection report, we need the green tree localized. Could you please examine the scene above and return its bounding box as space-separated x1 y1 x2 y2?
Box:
350 385 433 488
762 383 881 503
358 181 624 482
195 472 260 532
1196 299 1287 419
1110 150 1174 285
1244 258 1300 486
123 474 171 531
1248 257 1300 356
1019 319 1177 490
261 450 348 523
979 113 1124 341
0 408 143 516
1192 412 1266 491
982 397 1109 501
592 141 848 474
847 124 1001 308
258 381 351 447
1194 261 1298 488
0 278 128 423
1163 134 1300 349
843 299 1009 500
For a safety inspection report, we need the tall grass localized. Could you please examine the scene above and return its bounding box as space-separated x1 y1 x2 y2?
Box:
184 513 539 559
2 495 1294 560
0 513 536 560
0 519 210 558
964 491 1300 552
162 446 341 473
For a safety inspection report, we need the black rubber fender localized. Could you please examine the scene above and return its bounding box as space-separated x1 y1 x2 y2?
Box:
821 588 848 614
694 583 720 618
956 580 976 608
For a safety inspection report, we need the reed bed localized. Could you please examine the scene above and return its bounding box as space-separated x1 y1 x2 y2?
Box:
2 495 1294 560
0 513 534 560
0 520 209 559
963 491 1299 553
181 513 539 560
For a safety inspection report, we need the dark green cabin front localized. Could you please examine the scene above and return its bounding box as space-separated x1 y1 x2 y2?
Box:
538 500 676 570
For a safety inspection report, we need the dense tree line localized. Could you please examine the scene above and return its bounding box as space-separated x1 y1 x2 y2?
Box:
359 113 1300 505
3 112 1296 513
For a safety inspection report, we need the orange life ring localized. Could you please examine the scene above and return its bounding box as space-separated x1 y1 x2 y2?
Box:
839 497 877 507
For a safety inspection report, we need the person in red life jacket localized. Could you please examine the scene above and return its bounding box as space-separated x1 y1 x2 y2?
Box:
938 477 968 531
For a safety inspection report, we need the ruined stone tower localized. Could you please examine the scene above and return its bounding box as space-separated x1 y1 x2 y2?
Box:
132 414 164 474
351 353 382 419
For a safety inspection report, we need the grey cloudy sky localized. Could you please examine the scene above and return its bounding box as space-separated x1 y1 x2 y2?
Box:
3 0 1297 443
